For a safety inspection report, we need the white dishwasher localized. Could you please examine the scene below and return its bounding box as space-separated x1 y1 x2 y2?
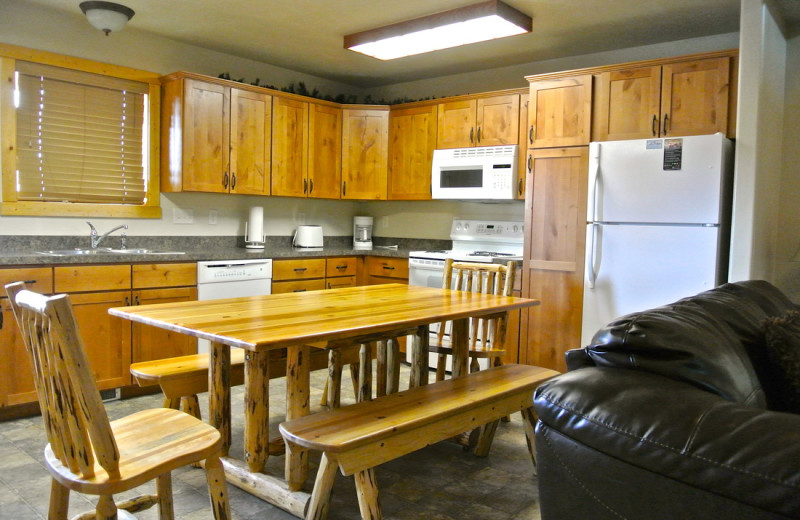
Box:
196 258 273 353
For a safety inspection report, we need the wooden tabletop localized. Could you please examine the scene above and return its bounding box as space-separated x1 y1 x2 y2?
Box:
110 284 540 351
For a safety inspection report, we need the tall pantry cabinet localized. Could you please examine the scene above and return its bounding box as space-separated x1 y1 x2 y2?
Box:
520 50 737 373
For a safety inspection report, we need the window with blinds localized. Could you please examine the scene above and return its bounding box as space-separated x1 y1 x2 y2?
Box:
14 61 149 205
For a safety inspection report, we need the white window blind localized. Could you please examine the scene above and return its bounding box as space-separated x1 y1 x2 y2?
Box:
14 61 149 205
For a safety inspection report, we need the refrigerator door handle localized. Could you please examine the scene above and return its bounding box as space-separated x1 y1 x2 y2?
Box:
587 143 601 221
586 223 599 289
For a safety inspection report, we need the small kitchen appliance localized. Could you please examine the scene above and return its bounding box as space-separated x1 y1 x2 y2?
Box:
244 206 265 249
431 145 519 200
293 225 324 249
353 216 373 250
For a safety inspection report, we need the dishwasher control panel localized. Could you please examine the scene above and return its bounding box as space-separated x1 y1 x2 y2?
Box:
197 259 273 284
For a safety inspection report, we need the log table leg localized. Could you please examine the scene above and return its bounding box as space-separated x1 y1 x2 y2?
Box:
376 340 387 397
286 345 311 491
209 341 231 455
245 349 270 473
358 343 373 402
386 338 400 395
409 325 429 388
450 319 469 378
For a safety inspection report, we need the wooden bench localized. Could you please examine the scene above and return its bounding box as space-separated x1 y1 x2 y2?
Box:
130 345 363 418
279 363 559 520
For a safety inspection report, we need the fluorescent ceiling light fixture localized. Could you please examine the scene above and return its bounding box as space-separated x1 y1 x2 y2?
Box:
344 0 532 60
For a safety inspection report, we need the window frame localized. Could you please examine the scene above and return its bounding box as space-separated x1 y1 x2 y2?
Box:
0 43 162 218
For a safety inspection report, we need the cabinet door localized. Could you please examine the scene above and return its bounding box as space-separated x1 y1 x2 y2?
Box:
364 257 409 285
520 147 588 372
182 79 230 193
528 75 592 149
0 299 37 406
342 109 389 200
476 94 519 146
308 103 342 199
132 287 198 363
273 259 326 281
593 66 662 141
69 290 132 389
661 57 730 137
271 96 309 197
437 99 476 149
272 279 326 294
388 105 436 200
230 88 271 195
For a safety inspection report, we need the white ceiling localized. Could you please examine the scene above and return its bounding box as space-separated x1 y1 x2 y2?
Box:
22 0 800 88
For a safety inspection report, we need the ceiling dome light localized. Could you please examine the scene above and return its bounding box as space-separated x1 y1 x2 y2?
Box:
79 1 135 36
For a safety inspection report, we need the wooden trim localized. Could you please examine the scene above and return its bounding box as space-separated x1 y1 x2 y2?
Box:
525 49 739 83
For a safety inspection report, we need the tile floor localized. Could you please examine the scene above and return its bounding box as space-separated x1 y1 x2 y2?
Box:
0 365 542 519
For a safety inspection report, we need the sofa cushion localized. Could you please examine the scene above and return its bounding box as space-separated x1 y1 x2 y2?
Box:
586 299 765 406
761 310 800 413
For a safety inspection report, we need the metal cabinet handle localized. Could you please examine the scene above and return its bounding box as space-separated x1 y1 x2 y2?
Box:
652 115 658 136
309 179 314 194
527 154 533 173
663 114 669 135
125 296 130 306
231 172 236 189
469 127 474 143
476 126 481 143
293 267 307 272
336 265 347 270
518 179 523 196
529 125 534 144
303 178 308 194
382 265 395 271
342 181 346 196
222 172 229 189
293 289 307 292
134 295 140 305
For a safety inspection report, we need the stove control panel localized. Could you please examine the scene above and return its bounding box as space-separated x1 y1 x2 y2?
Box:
450 220 523 242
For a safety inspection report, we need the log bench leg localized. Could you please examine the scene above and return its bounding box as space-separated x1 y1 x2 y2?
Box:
520 406 539 473
354 468 382 520
306 453 339 520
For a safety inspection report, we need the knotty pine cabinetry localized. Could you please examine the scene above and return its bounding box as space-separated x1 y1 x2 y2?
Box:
436 93 521 149
527 75 593 149
593 56 733 141
307 102 342 199
388 104 437 200
363 256 409 285
341 107 389 200
272 257 358 293
0 263 197 409
161 74 272 194
271 96 309 197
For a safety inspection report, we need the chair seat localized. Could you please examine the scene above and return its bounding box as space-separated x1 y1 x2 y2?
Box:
44 408 222 495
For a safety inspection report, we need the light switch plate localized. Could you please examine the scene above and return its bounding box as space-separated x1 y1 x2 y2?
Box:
173 208 194 224
208 210 218 225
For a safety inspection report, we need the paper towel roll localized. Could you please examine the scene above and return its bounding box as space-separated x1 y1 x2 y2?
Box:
246 206 264 243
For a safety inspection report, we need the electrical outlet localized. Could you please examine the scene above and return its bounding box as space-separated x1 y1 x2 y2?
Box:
208 210 218 225
173 208 194 224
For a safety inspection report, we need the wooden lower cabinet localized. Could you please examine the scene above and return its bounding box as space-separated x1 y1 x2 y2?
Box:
520 147 589 373
363 256 409 285
0 262 198 411
326 257 357 289
272 257 359 294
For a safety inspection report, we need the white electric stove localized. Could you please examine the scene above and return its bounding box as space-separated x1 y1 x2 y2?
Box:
408 219 523 288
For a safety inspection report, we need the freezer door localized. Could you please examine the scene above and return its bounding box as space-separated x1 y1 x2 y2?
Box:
581 223 720 346
588 134 730 225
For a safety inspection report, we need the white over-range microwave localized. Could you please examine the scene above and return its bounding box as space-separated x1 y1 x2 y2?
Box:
431 145 518 200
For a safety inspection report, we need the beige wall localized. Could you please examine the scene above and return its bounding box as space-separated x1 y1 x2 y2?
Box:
0 1 745 241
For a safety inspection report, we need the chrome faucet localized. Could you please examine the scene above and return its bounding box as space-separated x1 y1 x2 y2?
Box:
87 221 128 249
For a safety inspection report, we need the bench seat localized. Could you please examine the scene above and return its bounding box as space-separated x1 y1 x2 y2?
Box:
279 363 558 520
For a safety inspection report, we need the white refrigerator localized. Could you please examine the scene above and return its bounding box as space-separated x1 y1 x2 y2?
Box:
581 133 734 346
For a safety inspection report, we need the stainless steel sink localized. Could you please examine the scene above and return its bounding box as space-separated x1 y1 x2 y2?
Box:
37 248 185 256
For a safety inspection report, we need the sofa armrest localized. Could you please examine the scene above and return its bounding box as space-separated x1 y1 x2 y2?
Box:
533 367 800 518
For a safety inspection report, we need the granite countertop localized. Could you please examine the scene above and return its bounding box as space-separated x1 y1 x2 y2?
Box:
0 235 450 266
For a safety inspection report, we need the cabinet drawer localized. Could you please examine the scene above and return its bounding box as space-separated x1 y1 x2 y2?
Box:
365 257 409 279
272 279 326 294
273 259 326 280
54 265 131 292
326 257 357 277
326 276 356 290
0 268 53 297
132 263 197 289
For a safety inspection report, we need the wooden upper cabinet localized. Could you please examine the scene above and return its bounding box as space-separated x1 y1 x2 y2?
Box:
436 94 520 149
175 79 229 193
308 102 342 199
229 88 271 194
593 66 662 141
593 57 731 141
528 75 592 149
341 107 389 200
160 75 271 195
660 57 730 138
476 94 520 146
437 99 476 149
271 96 309 197
388 105 437 200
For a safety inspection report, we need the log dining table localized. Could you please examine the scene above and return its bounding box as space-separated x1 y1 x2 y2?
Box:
109 283 540 517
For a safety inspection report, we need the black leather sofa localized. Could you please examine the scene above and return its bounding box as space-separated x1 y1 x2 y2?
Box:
532 280 800 519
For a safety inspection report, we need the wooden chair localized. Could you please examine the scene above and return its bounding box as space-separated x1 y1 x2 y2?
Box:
5 282 230 520
430 259 516 381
